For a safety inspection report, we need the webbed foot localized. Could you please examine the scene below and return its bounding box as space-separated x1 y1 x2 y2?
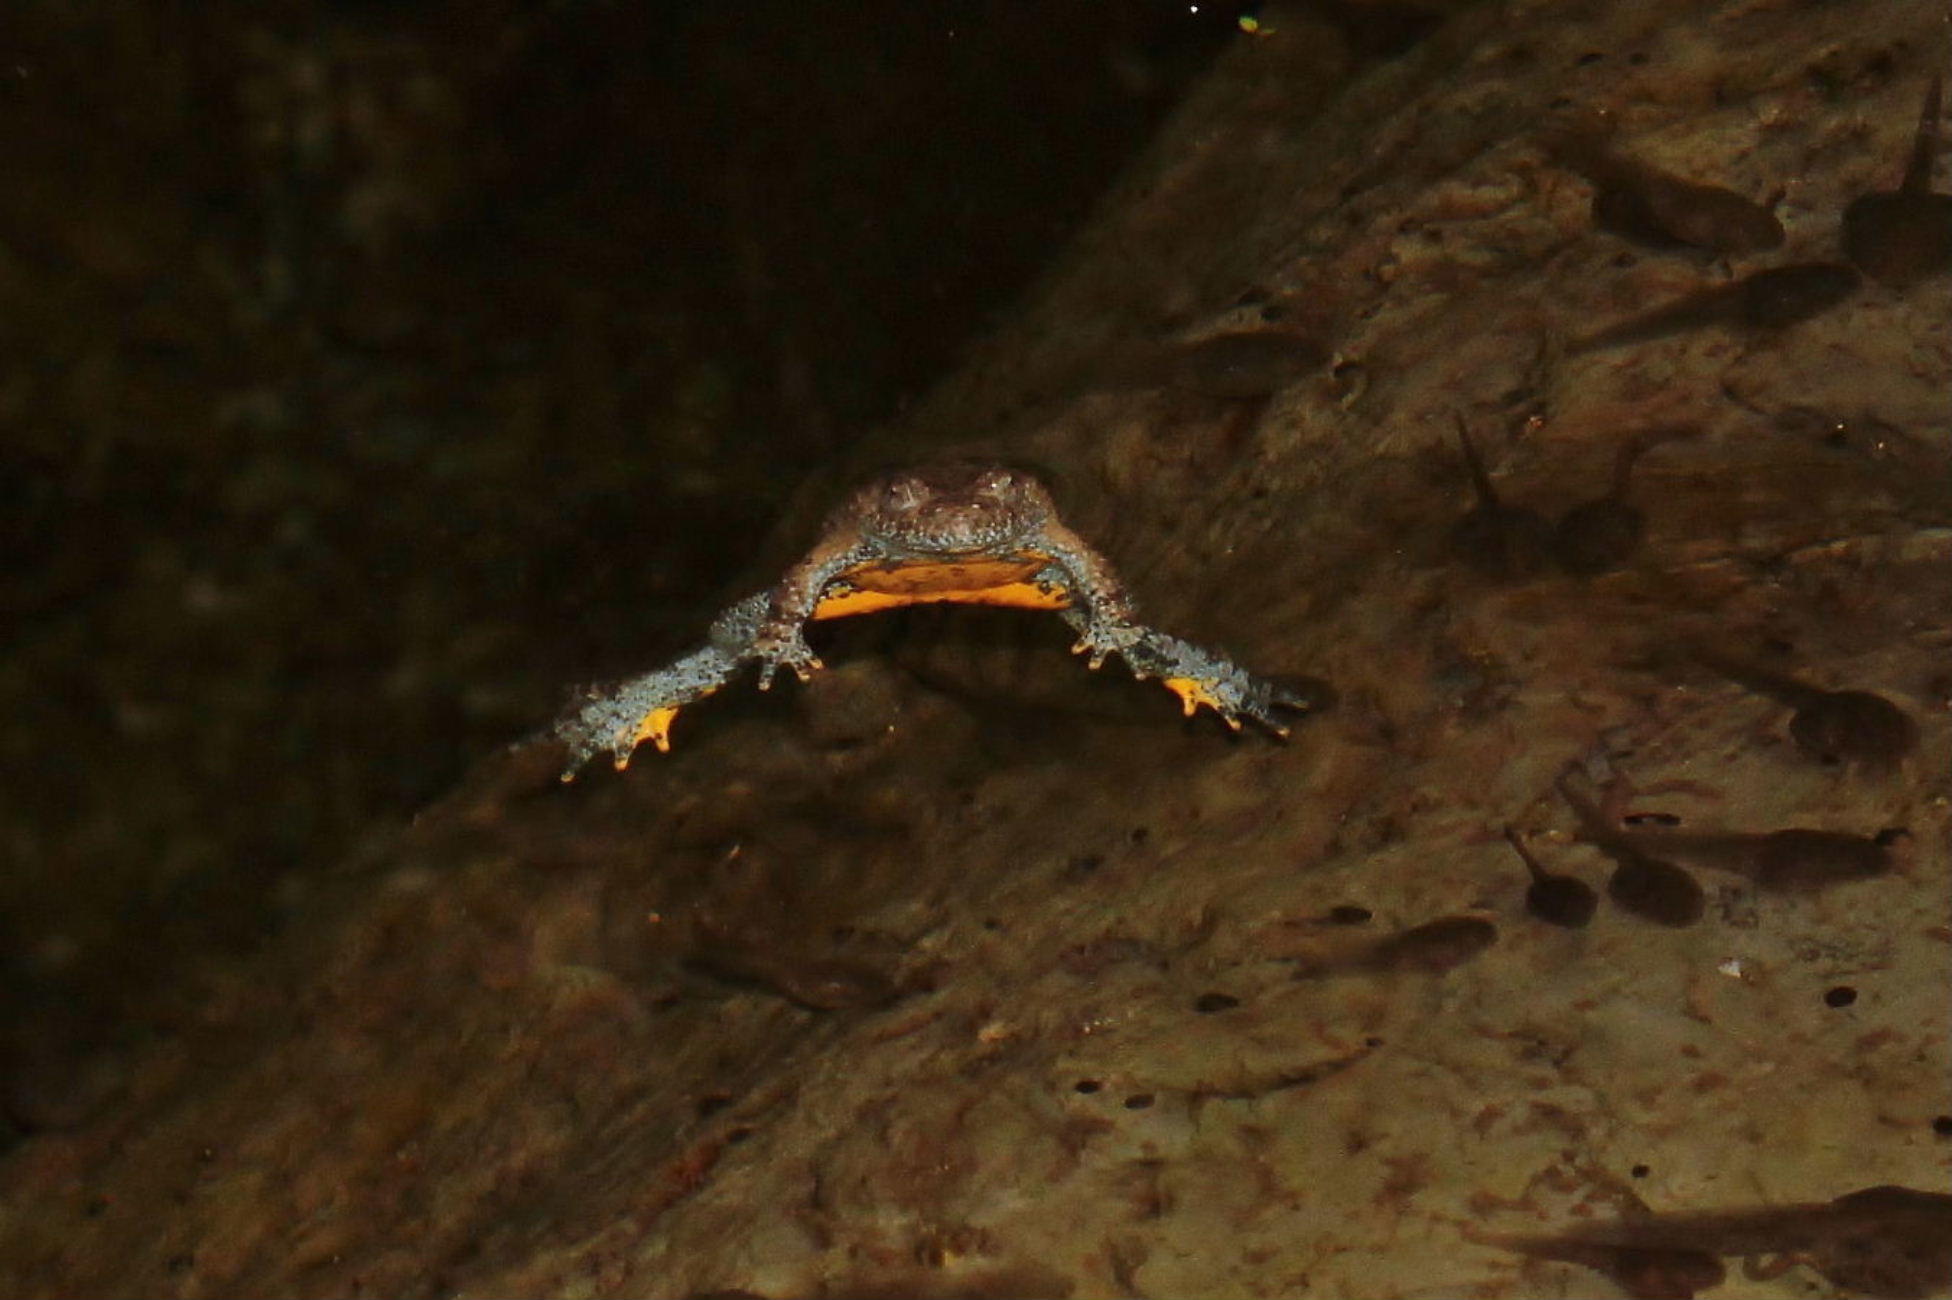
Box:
1068 616 1144 670
749 621 824 689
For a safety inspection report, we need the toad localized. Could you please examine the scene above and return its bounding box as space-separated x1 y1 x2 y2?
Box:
553 462 1311 776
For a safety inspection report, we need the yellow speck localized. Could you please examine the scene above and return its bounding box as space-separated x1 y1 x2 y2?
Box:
976 1020 1015 1045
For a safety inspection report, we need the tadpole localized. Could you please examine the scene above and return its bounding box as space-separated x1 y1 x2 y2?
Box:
1503 825 1598 928
1843 76 1952 286
1447 419 1553 579
1693 647 1917 769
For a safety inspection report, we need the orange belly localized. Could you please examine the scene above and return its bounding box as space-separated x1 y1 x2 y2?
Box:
810 557 1070 620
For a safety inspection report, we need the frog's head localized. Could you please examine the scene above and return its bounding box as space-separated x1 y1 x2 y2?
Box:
853 462 1053 556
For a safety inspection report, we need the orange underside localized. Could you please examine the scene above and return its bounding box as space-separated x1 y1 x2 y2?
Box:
810 558 1070 620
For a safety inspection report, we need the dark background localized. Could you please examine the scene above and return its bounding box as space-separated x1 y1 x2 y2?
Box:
0 0 1292 1130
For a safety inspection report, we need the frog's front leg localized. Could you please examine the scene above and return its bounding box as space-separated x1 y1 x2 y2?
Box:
745 534 876 689
1033 520 1145 668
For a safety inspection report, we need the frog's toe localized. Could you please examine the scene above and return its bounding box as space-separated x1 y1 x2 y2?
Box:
750 628 824 689
1236 680 1322 737
1071 620 1143 670
618 705 681 763
755 650 823 690
1158 665 1323 739
1264 673 1335 718
555 702 681 780
1162 675 1256 731
1238 696 1292 738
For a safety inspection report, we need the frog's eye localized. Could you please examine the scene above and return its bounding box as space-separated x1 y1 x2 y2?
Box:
977 468 1017 494
882 478 928 512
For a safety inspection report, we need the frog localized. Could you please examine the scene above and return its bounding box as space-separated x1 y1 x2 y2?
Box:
552 462 1312 777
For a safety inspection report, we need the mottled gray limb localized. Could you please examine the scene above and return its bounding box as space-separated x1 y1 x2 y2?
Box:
750 541 880 684
1033 522 1143 666
705 591 772 651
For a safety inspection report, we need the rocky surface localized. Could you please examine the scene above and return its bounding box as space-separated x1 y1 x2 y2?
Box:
1 0 1947 1296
